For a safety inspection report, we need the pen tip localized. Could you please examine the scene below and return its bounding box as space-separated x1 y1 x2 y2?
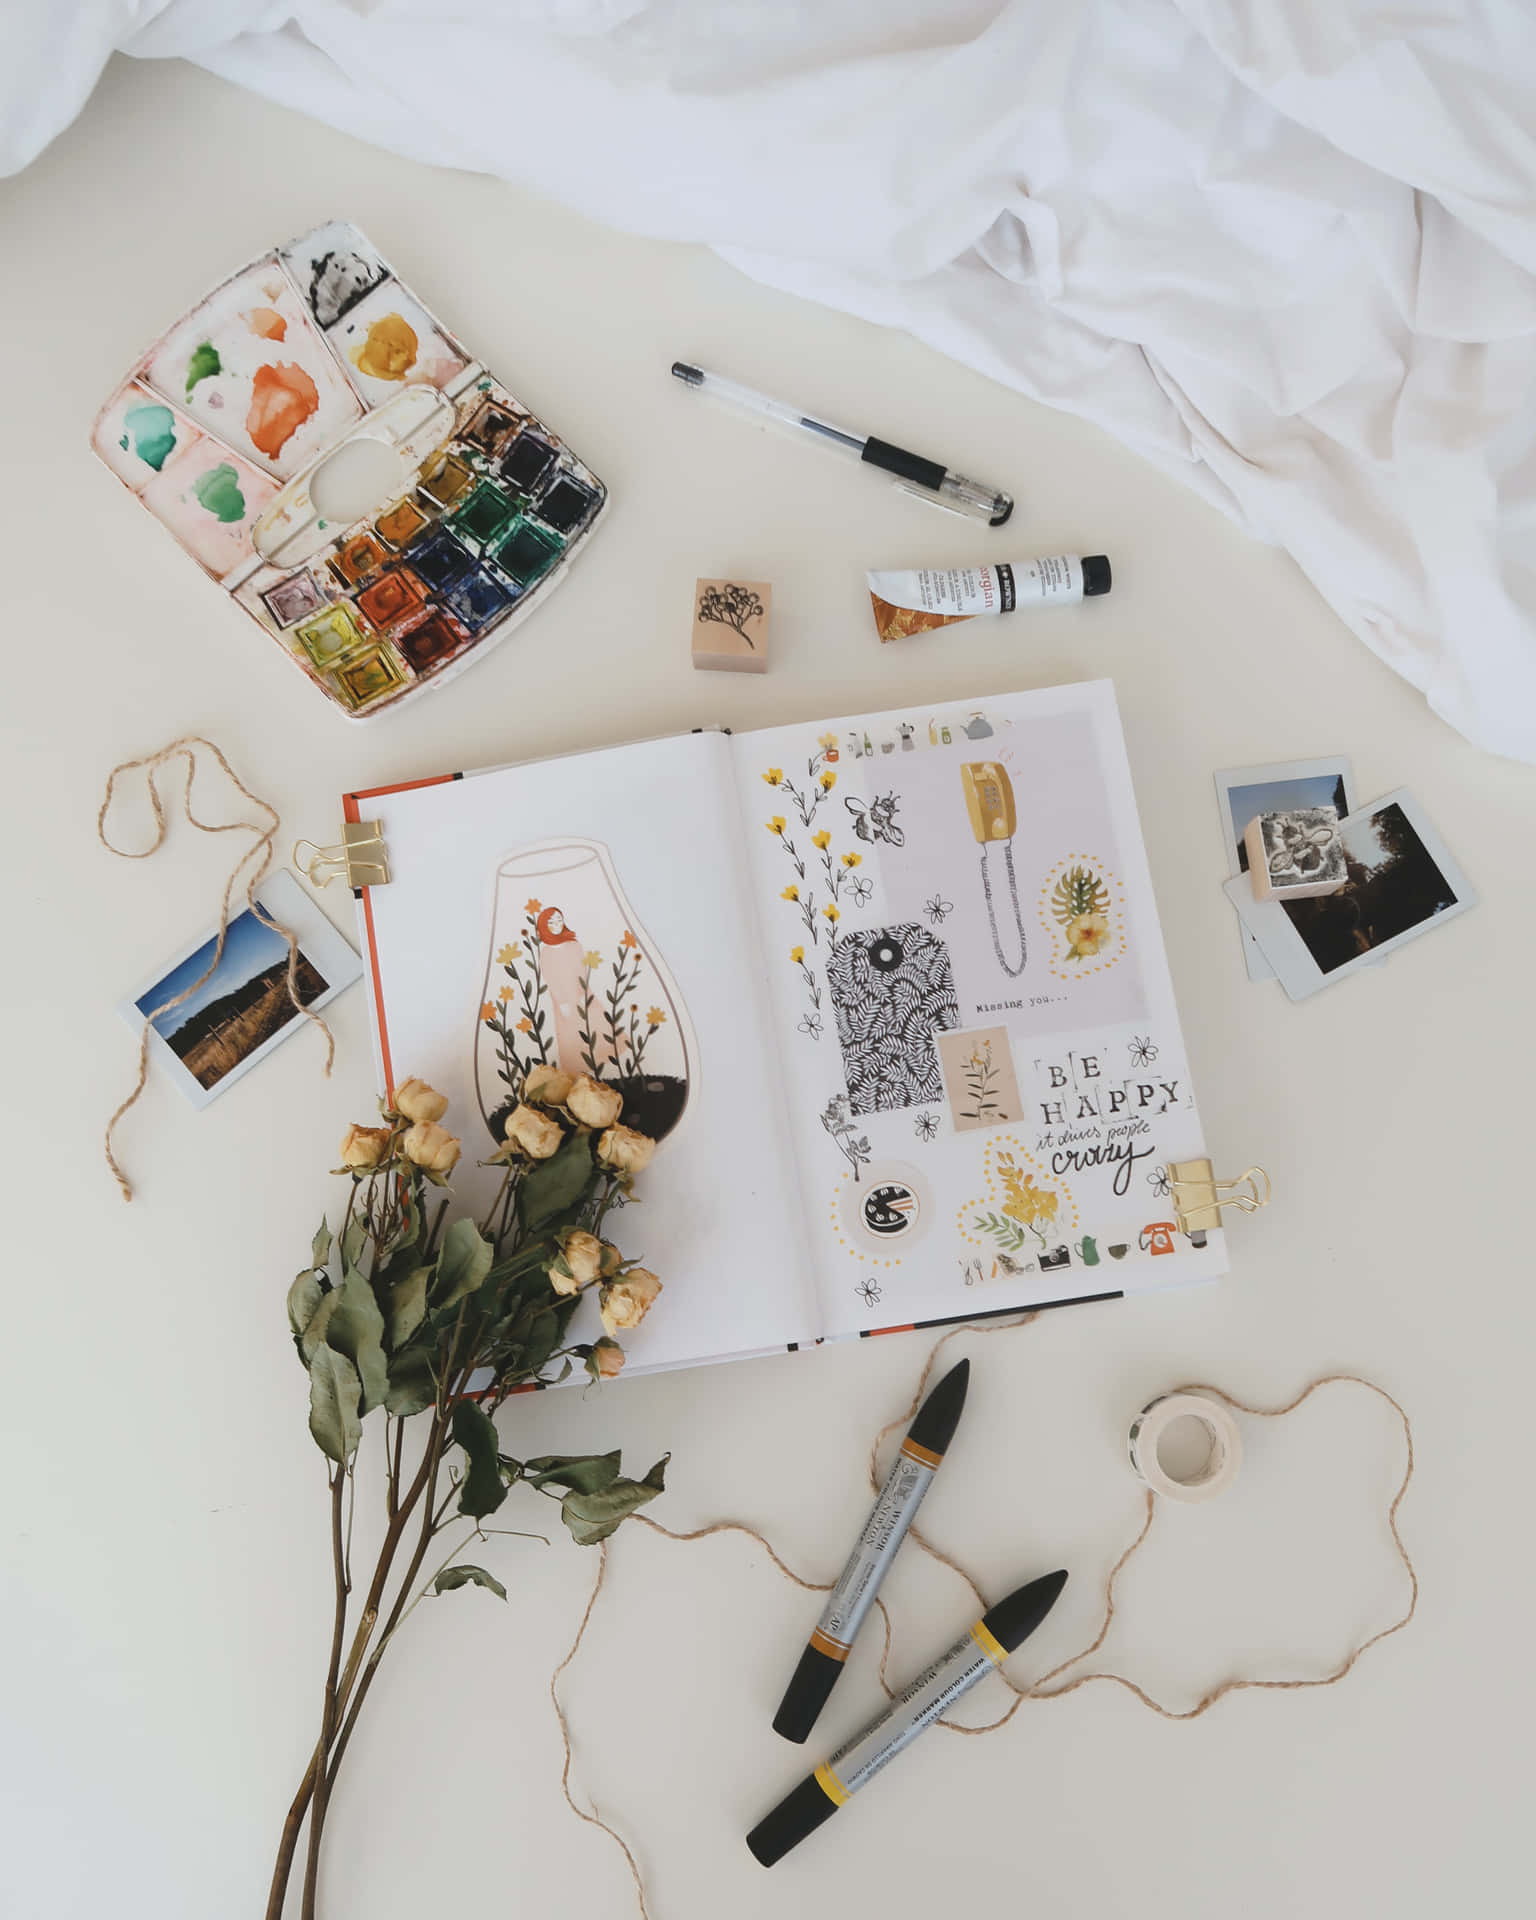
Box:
906 1356 970 1456
671 362 703 385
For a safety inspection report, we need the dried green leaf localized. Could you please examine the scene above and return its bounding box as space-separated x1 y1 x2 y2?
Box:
432 1563 507 1602
387 1267 430 1349
384 1348 435 1418
312 1220 332 1271
342 1218 368 1272
521 1308 560 1376
519 1134 594 1229
287 1270 327 1357
300 1288 343 1363
308 1347 362 1464
525 1451 621 1495
434 1217 494 1310
560 1454 668 1546
451 1399 507 1520
325 1268 390 1415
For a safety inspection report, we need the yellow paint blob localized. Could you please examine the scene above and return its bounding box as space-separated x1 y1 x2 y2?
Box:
351 312 418 382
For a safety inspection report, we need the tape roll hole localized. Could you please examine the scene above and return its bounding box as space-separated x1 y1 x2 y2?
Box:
1156 1413 1223 1489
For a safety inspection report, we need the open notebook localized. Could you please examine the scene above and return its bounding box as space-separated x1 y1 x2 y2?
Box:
345 680 1231 1375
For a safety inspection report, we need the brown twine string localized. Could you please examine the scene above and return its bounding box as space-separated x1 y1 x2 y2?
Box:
98 736 335 1201
548 1317 1418 1909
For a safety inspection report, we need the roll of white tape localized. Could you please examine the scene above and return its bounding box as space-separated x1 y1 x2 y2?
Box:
1127 1392 1242 1503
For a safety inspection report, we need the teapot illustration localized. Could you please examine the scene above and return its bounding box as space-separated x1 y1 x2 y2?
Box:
1139 1220 1178 1256
1073 1235 1100 1267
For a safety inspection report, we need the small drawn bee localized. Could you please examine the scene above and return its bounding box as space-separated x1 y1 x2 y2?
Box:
856 1277 884 1308
925 892 954 925
1128 1035 1159 1069
845 792 905 847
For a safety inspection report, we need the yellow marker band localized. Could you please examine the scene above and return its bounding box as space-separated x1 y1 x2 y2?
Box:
970 1618 1008 1666
900 1436 944 1470
810 1627 851 1662
813 1764 849 1808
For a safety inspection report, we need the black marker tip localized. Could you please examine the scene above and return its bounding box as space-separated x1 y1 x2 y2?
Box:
671 361 703 385
1081 554 1112 596
981 1568 1068 1657
906 1356 970 1458
747 1773 840 1868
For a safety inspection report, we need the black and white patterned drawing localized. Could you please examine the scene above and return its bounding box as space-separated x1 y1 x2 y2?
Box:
845 793 905 847
826 922 960 1114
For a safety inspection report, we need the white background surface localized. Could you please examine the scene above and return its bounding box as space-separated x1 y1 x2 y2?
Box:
2 56 1533 1920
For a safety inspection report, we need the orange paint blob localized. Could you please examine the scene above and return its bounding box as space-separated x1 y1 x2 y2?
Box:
246 362 320 458
247 307 287 341
351 312 418 382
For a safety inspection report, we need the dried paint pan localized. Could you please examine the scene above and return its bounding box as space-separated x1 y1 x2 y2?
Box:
92 219 609 720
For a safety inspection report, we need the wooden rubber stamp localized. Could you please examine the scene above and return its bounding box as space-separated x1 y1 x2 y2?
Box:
692 578 771 673
1244 805 1348 899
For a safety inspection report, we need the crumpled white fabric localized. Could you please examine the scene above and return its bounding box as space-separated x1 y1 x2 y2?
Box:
7 1 1536 759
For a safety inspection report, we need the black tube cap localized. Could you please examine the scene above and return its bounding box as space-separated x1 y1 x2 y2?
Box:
1081 555 1112 597
773 1642 845 1745
746 1772 840 1868
980 1568 1068 1655
905 1356 970 1458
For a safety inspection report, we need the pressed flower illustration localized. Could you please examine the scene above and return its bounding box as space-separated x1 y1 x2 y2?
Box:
821 1092 871 1181
1049 864 1112 963
763 768 783 786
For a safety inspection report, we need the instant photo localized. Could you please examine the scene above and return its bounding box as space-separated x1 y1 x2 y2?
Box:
118 869 362 1108
1223 789 1475 1001
1214 758 1356 981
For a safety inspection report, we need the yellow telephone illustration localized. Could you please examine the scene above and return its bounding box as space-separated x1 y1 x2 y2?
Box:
961 762 1016 842
962 761 1027 976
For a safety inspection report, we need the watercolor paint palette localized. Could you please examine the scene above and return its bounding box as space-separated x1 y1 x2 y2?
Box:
92 220 608 719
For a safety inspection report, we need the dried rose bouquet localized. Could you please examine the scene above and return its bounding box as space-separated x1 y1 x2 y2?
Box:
268 1068 667 1920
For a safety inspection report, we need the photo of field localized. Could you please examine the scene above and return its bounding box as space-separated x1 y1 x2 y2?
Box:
136 905 329 1091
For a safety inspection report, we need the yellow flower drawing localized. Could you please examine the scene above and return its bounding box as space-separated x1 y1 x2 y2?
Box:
790 945 805 964
516 1016 534 1035
1067 911 1111 959
763 768 783 786
997 1157 1060 1228
583 949 602 969
841 851 862 868
622 930 639 950
824 903 840 923
818 732 838 751
480 1001 496 1024
766 815 786 836
495 943 518 966
819 770 836 791
646 1006 666 1025
781 884 799 901
811 829 831 850
497 985 514 1003
525 897 542 915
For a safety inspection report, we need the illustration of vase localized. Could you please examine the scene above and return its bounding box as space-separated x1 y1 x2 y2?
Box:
474 839 695 1147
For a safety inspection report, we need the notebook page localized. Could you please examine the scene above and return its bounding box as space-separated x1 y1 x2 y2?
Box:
350 730 819 1371
731 681 1223 1342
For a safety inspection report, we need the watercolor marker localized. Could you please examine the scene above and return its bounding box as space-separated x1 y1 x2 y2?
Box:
773 1359 970 1745
671 363 1013 525
748 1569 1068 1868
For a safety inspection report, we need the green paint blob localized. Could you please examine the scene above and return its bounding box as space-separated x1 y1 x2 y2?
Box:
124 401 177 471
191 463 246 523
185 340 221 396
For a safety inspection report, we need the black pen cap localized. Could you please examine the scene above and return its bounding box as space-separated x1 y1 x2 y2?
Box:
747 1772 840 1868
773 1643 844 1745
1081 555 1112 597
980 1568 1068 1655
905 1357 970 1458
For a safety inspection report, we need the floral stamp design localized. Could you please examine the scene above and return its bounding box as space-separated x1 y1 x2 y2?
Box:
1037 852 1127 981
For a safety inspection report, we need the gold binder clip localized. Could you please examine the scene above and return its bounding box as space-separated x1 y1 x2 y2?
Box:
293 821 391 890
1167 1159 1271 1237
